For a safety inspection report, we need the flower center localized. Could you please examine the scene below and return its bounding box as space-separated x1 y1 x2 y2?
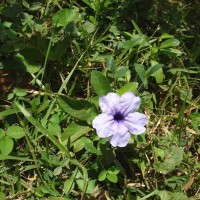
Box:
114 112 124 121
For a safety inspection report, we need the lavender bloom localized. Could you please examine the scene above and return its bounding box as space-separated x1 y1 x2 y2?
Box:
92 92 148 147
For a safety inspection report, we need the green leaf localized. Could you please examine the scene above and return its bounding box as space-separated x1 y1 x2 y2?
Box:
7 93 14 100
83 20 96 33
0 129 5 139
155 190 171 200
0 155 33 161
131 20 143 35
6 125 25 139
169 68 198 74
57 95 97 122
63 178 75 195
146 64 164 77
98 170 107 181
13 88 27 97
76 179 96 194
160 48 182 56
73 139 85 153
147 61 165 84
107 173 118 183
28 2 43 11
15 53 41 73
0 136 14 155
53 166 62 176
134 63 147 86
107 166 120 175
52 8 78 27
61 122 92 145
160 39 180 49
122 34 148 48
48 122 61 137
191 112 200 134
91 71 112 96
135 134 147 144
115 67 128 78
81 137 97 154
82 0 95 10
160 33 174 40
170 192 188 200
106 56 116 74
20 47 42 62
0 109 20 119
48 198 70 200
63 169 81 195
118 82 138 95
155 191 188 200
154 148 165 159
15 48 42 73
154 146 184 174
0 192 5 200
119 39 135 49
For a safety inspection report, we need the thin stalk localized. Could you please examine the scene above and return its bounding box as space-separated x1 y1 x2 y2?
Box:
139 191 157 200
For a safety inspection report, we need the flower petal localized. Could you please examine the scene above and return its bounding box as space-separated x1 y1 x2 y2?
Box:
110 121 128 135
109 132 130 147
119 92 141 115
125 123 146 135
92 113 114 138
124 112 148 126
99 93 120 115
123 112 148 135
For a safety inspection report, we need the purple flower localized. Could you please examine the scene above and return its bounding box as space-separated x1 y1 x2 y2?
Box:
92 92 148 147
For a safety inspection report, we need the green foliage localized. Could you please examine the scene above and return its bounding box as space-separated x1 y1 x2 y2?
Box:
91 71 112 96
154 147 184 174
57 95 97 123
6 125 25 139
0 0 199 199
52 8 79 28
0 136 14 155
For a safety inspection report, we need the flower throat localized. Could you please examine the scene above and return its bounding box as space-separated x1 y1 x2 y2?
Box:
114 112 124 121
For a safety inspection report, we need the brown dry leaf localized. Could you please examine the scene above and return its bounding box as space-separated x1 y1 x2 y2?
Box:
183 176 195 192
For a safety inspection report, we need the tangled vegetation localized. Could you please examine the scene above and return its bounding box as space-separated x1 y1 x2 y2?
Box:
0 0 199 199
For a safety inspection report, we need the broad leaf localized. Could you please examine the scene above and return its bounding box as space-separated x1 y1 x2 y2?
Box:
134 63 147 87
107 173 118 183
48 122 61 137
73 139 85 153
91 71 112 96
106 56 116 74
52 8 78 27
61 122 92 144
6 125 25 139
63 178 75 195
76 179 96 194
115 67 129 78
0 129 5 140
160 48 182 56
118 82 138 95
81 137 97 154
57 95 97 122
146 64 164 77
0 136 14 155
13 88 27 97
160 38 180 49
98 170 107 181
15 53 41 73
154 146 184 174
